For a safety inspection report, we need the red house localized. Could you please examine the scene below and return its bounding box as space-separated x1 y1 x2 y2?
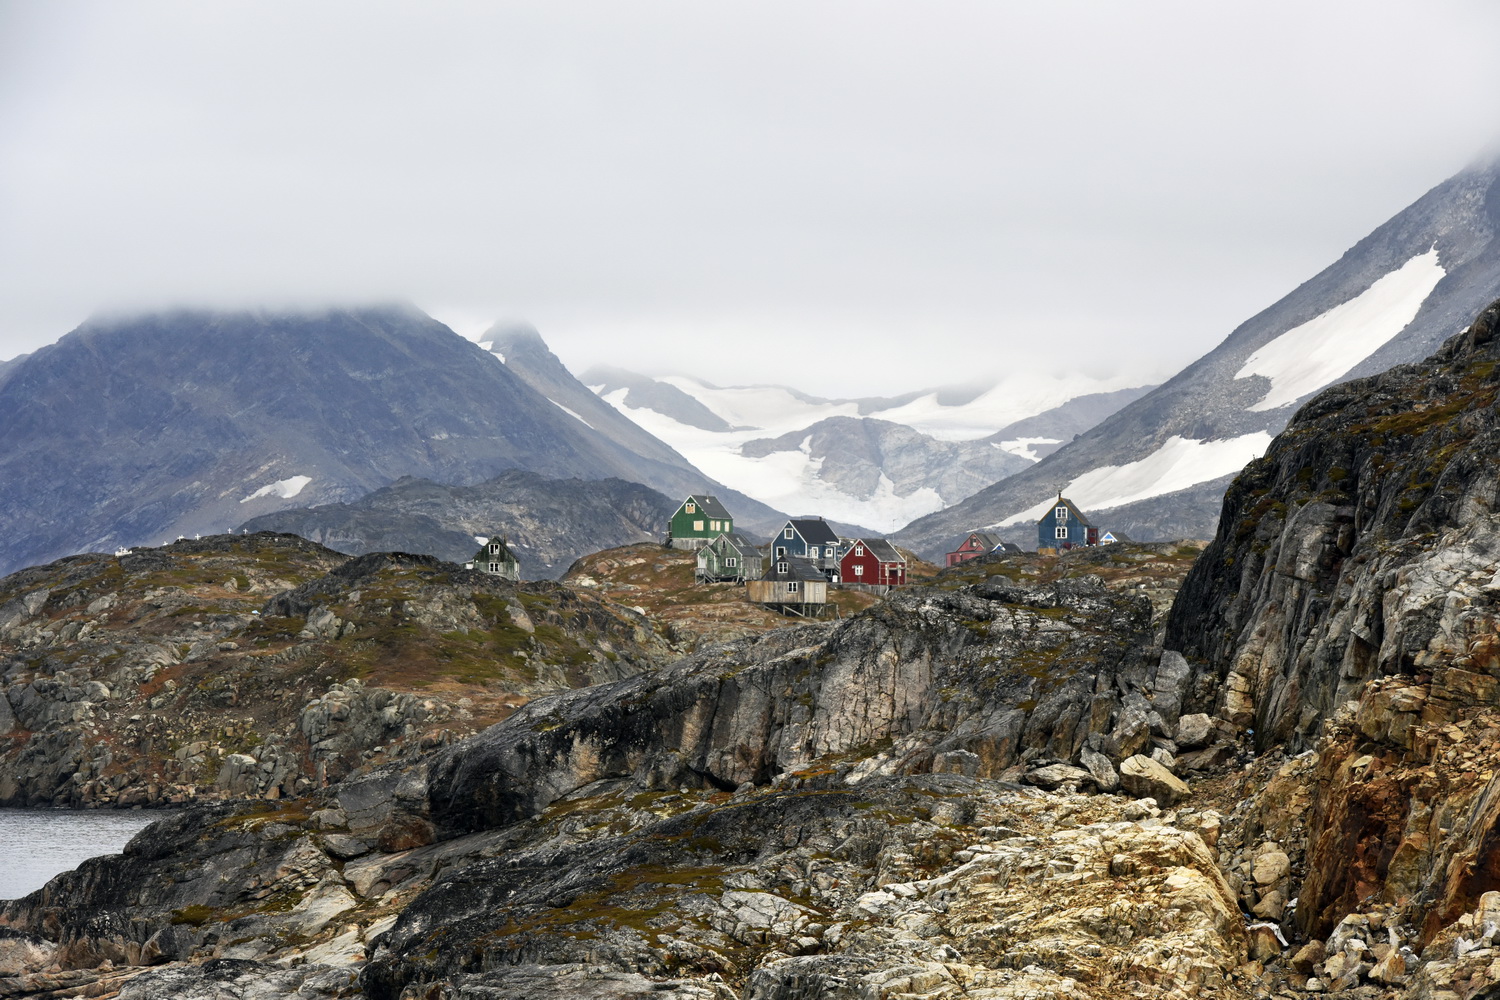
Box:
946 531 1004 568
839 538 907 586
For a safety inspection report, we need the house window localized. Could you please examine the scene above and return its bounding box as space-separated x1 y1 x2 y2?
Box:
854 564 864 577
490 543 499 553
1055 526 1068 539
694 520 703 531
1056 507 1068 520
686 502 696 513
488 562 500 572
787 581 799 593
726 557 737 567
784 527 794 539
777 561 788 574
809 546 820 559
855 544 864 556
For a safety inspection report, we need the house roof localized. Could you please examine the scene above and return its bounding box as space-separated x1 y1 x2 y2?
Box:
787 518 840 546
992 541 1024 554
683 494 733 519
1037 497 1094 527
846 538 905 564
1103 530 1133 543
718 531 762 555
952 531 1003 553
761 557 827 582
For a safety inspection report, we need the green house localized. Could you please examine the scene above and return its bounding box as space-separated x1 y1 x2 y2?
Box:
464 534 521 581
696 532 765 583
667 494 734 550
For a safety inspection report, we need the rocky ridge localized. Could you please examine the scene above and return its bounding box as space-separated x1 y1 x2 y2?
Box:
0 533 672 811
239 471 676 580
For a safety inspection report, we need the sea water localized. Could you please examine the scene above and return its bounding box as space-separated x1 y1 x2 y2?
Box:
0 808 169 900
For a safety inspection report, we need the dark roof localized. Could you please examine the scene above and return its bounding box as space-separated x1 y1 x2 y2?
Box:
993 541 1024 554
787 518 840 546
1036 497 1094 527
684 494 733 519
719 531 762 555
1103 530 1133 543
847 538 905 564
761 557 827 582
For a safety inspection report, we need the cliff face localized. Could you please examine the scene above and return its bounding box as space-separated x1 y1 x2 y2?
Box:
1161 298 1500 946
1165 298 1500 747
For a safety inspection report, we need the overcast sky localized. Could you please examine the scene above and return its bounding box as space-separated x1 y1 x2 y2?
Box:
3 2 1499 396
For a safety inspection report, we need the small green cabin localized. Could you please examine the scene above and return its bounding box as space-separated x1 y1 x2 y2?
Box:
465 534 522 581
696 532 765 583
668 495 734 550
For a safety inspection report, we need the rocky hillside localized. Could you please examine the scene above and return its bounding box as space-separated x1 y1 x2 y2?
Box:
898 156 1500 556
2 543 1248 998
0 306 773 576
239 471 675 579
20 278 1500 1000
1158 296 1500 950
0 533 672 811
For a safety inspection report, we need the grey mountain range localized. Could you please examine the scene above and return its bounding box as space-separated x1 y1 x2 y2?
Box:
0 306 787 577
894 156 1500 558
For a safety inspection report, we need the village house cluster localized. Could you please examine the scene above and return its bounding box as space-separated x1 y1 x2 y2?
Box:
667 495 907 617
662 492 1127 617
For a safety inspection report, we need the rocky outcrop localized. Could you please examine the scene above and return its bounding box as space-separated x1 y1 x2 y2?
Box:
0 535 670 809
1166 298 1500 749
420 575 1169 837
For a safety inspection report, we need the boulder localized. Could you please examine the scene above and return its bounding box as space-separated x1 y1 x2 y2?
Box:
1079 748 1120 792
1175 713 1214 749
1119 754 1190 806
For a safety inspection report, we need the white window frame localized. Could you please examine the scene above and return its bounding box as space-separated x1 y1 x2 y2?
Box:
787 581 799 594
854 564 864 577
1056 506 1069 520
488 561 500 572
784 527 794 539
855 544 864 556
1055 526 1068 539
726 556 737 567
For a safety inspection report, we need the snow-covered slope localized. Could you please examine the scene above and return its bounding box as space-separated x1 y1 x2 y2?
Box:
583 368 1149 532
896 156 1500 558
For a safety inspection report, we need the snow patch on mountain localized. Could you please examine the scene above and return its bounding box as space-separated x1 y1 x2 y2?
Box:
549 398 595 429
240 475 312 503
600 389 942 531
997 437 1062 462
993 433 1274 528
1236 247 1445 412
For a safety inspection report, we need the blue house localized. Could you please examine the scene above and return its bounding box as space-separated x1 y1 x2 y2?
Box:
770 518 842 578
1037 495 1098 552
